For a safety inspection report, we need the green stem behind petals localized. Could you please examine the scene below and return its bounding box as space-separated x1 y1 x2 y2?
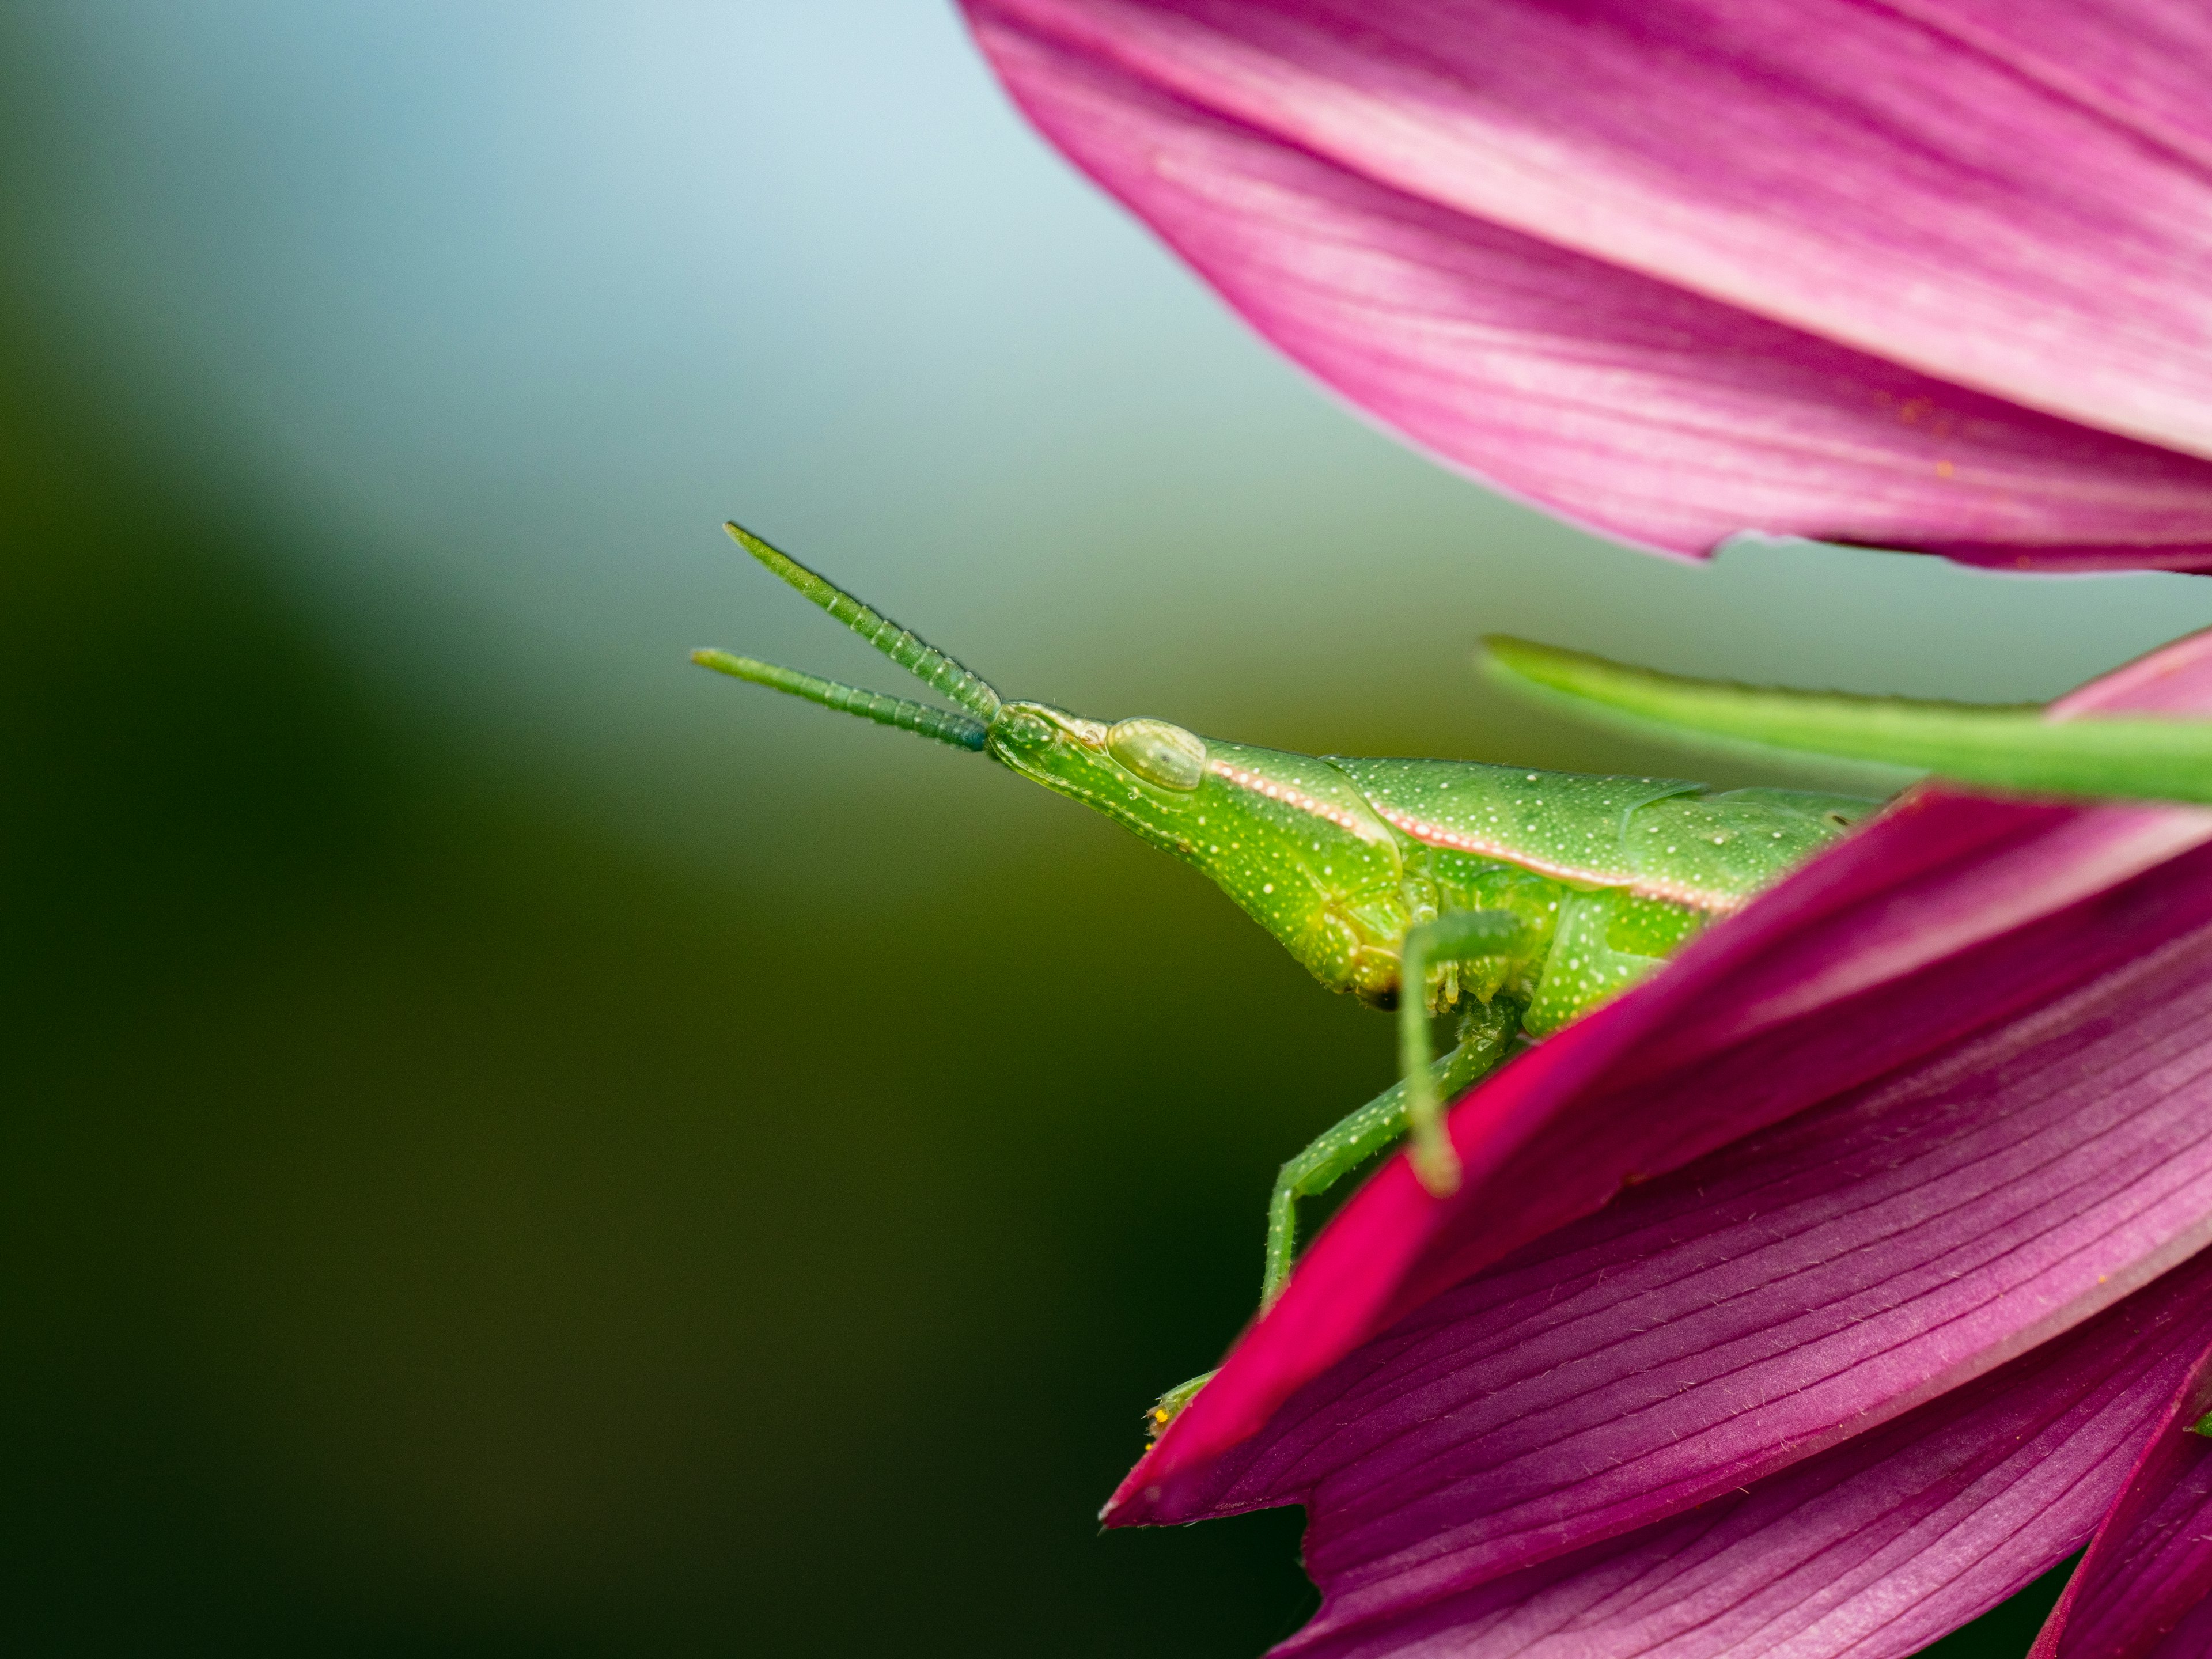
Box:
1481 637 2212 806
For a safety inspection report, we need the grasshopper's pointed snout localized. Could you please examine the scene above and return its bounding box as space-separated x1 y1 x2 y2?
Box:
692 524 1005 754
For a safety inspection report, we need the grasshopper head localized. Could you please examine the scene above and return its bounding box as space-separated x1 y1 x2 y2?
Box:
986 703 1217 855
693 524 1411 1001
987 702 1415 1006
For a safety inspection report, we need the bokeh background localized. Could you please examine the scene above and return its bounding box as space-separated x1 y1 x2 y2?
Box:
6 4 2202 1654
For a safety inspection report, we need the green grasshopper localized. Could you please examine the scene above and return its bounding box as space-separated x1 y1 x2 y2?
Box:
695 524 1874 1423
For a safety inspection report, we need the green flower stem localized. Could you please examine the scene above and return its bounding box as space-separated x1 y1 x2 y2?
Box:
1482 636 2212 806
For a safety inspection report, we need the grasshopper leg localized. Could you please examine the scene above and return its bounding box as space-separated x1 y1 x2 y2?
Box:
1259 1002 1517 1309
1149 1000 1520 1440
1400 912 1531 1196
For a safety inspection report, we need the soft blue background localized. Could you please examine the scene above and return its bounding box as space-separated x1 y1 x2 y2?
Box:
2 2 2153 1652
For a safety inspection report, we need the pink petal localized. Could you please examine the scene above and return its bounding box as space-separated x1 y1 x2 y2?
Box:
2049 628 2212 719
1111 797 2212 1518
1885 2 2212 174
2149 1594 2212 1659
1140 870 2212 1615
1110 629 2212 1525
965 2 2212 568
1281 1247 2212 1658
2028 1334 2212 1656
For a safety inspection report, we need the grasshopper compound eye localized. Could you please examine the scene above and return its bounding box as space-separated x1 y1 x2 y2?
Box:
1107 718 1207 791
991 707 1056 750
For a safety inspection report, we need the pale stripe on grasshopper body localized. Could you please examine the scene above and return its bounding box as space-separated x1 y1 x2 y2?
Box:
695 524 1875 1435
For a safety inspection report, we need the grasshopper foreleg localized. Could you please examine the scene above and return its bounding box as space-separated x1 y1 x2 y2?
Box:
1399 911 1532 1197
1260 996 1518 1309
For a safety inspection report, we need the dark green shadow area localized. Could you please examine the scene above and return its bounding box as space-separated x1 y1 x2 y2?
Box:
0 52 1335 1654
0 305 1337 1656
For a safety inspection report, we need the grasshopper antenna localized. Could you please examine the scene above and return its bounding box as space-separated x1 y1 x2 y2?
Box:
690 521 1003 752
690 649 990 751
724 521 1002 722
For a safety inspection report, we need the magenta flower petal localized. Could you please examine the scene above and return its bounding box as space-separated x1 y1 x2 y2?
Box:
1112 800 2212 1514
964 2 2212 569
1105 634 2212 1647
2150 1598 2212 1659
1283 1250 2212 1658
2029 1334 2212 1657
1130 862 2212 1561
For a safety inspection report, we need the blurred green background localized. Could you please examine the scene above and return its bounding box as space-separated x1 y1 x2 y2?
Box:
3 4 2197 1654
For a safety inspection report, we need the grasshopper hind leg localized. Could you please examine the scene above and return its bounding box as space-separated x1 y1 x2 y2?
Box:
1260 998 1518 1309
1147 998 1521 1439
